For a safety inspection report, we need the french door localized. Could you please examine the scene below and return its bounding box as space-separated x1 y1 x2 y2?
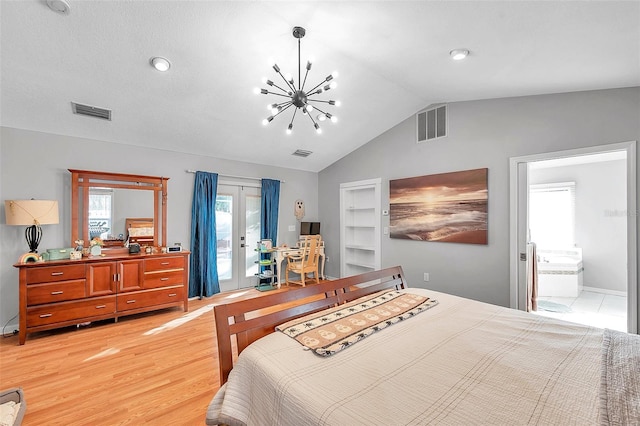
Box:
216 184 261 292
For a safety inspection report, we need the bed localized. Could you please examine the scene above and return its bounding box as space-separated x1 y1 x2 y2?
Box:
125 217 155 246
206 266 639 426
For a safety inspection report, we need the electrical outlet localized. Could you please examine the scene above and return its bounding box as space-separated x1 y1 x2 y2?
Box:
423 272 430 282
288 225 296 231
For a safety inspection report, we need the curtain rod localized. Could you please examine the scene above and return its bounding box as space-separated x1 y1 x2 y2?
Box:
185 170 285 183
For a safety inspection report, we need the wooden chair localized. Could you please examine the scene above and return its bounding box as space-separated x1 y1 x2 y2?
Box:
285 235 322 287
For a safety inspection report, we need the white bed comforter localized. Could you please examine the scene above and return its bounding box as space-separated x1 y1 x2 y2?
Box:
206 289 603 425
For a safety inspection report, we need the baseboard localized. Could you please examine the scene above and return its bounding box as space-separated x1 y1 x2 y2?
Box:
2 323 18 336
582 286 627 297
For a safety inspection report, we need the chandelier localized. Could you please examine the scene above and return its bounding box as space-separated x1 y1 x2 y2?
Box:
256 26 340 135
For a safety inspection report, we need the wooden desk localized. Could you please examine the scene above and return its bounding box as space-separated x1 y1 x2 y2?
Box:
272 244 325 288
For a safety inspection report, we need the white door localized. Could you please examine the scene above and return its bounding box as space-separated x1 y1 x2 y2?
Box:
216 184 261 292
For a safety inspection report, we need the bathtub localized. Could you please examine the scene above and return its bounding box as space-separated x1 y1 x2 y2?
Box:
537 248 584 298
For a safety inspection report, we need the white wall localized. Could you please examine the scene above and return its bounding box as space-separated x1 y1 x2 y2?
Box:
319 87 640 315
530 159 627 293
0 127 319 330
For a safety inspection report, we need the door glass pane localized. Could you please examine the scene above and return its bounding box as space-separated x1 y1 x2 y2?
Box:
245 195 261 278
216 194 233 280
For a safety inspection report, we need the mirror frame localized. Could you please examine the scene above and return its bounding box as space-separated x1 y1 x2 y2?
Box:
69 169 168 249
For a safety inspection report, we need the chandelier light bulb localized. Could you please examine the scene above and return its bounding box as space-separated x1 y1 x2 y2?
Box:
317 114 326 121
335 100 341 107
307 105 314 112
331 115 338 123
315 123 322 134
331 71 339 78
254 87 261 95
286 124 293 134
329 81 337 89
262 118 269 125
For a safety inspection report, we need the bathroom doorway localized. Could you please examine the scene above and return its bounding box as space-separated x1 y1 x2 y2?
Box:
509 141 637 334
528 153 627 331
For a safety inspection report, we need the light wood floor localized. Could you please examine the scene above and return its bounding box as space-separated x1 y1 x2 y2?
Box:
0 284 308 425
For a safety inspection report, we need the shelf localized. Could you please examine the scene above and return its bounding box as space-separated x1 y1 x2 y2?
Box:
255 273 275 279
345 245 376 251
340 178 381 278
345 207 375 211
345 261 376 269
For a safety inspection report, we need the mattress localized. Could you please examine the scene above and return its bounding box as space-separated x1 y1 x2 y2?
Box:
206 288 603 425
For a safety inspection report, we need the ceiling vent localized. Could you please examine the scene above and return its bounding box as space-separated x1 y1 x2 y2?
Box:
416 104 447 143
71 102 112 121
292 149 312 157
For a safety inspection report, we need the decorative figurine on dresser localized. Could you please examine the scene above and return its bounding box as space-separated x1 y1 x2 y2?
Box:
13 169 190 345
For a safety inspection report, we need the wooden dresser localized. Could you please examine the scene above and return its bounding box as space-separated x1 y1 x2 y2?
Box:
14 251 189 345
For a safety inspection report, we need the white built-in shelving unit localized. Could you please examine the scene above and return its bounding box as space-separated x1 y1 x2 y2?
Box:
340 178 381 277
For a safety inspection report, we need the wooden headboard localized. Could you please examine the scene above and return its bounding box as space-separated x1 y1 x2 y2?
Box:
213 266 407 385
125 217 155 246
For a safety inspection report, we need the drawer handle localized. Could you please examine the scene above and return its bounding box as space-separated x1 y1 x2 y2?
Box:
51 272 64 276
160 277 169 281
168 293 177 297
95 305 107 309
126 300 136 304
39 313 52 318
161 262 170 265
51 291 64 295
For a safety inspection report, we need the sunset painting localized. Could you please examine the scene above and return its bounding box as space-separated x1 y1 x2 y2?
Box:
389 168 488 244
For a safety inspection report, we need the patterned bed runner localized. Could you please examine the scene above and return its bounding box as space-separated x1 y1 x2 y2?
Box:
276 290 438 356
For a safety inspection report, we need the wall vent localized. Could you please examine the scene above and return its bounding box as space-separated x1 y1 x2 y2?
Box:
416 104 446 143
292 149 312 157
71 102 112 121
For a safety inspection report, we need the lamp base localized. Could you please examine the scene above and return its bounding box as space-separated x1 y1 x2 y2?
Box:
25 224 42 253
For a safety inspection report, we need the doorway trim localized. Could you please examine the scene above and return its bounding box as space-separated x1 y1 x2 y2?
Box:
509 141 637 334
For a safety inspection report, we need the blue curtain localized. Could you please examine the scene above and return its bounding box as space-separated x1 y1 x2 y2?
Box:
261 178 280 245
189 171 220 298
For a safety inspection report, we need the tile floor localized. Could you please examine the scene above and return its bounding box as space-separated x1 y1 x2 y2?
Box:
534 290 627 332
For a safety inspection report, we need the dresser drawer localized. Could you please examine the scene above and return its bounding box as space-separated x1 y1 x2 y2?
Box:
27 279 87 305
117 286 184 312
144 270 183 289
26 264 85 284
145 256 184 272
27 296 116 327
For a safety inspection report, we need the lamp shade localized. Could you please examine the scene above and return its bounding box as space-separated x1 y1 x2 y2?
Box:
5 200 59 226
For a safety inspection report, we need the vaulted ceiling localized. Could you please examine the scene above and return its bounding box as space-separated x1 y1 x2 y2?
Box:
1 1 639 172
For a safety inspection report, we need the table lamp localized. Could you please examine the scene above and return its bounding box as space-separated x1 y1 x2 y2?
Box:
5 199 59 253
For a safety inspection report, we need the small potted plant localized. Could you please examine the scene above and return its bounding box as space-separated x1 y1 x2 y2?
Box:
90 237 104 256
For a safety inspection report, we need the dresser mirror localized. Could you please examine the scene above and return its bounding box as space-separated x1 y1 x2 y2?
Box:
70 169 168 250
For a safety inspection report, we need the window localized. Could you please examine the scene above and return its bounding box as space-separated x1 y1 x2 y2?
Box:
529 182 576 248
88 188 113 239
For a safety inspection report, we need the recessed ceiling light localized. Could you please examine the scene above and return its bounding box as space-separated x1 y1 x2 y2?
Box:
150 57 171 72
449 49 469 61
47 0 71 15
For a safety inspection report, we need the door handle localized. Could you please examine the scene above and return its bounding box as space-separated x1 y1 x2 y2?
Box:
520 253 527 261
240 244 245 248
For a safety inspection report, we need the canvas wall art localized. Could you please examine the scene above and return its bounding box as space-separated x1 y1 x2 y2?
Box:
389 168 488 244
